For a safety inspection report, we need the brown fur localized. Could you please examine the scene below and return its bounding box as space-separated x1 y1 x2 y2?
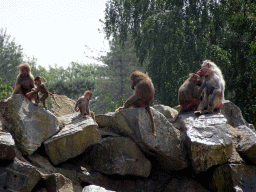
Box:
116 71 156 135
195 60 225 115
26 76 60 109
75 90 95 121
12 63 35 98
173 73 205 122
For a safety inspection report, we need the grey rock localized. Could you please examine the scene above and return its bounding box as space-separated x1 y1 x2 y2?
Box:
179 112 232 173
152 104 178 122
3 94 59 155
112 108 188 170
163 177 210 192
0 158 41 192
221 100 255 130
44 112 101 165
95 112 115 128
98 126 120 138
226 125 245 164
57 167 155 192
27 152 58 174
210 164 256 192
45 173 82 192
0 130 15 161
236 125 256 164
85 137 151 177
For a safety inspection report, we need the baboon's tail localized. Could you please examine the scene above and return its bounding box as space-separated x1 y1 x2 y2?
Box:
49 92 61 108
146 106 156 136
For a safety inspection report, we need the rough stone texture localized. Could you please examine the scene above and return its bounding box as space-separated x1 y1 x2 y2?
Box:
210 164 256 192
45 173 82 192
227 124 245 164
221 100 255 130
179 112 232 173
0 130 16 161
1 99 256 191
44 112 101 165
3 94 59 155
0 100 7 119
85 137 151 177
95 112 115 128
57 167 155 192
98 126 120 138
163 177 210 192
27 152 58 174
82 185 116 192
236 125 256 164
112 108 188 170
49 94 77 117
152 104 178 122
0 158 41 192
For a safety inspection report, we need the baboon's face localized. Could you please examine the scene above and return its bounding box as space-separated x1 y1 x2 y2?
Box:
197 65 210 77
21 67 29 76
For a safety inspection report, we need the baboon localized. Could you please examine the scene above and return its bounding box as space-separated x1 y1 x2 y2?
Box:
173 73 206 122
194 60 225 115
75 90 95 121
26 76 60 109
12 63 35 98
116 71 156 136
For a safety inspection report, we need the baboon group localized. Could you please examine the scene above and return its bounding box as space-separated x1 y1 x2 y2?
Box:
11 60 225 136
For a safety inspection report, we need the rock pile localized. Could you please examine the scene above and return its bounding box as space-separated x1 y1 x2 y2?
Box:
0 94 255 192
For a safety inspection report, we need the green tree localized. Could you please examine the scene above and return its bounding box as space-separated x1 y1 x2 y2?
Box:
103 0 221 105
0 28 23 86
103 0 256 124
0 78 13 101
91 37 145 114
211 0 256 124
31 62 99 100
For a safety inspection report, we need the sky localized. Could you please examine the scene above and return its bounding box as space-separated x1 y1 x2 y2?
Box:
0 0 109 69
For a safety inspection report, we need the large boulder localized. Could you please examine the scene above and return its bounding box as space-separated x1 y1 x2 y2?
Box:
0 130 16 161
45 173 82 192
2 94 59 155
49 94 77 117
236 125 256 164
110 108 188 170
96 112 115 128
27 152 58 174
221 100 255 130
57 166 156 192
178 112 232 173
210 164 256 192
85 137 151 177
163 177 210 192
44 112 101 165
226 124 245 164
0 158 41 192
152 104 178 122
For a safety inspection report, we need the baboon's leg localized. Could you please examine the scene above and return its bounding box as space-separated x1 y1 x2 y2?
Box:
194 100 208 115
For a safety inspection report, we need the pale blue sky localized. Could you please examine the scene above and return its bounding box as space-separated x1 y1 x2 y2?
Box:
0 0 109 68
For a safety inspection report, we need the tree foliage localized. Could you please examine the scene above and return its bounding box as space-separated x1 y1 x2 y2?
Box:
0 78 13 101
32 62 100 100
103 0 256 124
0 28 23 86
91 37 145 114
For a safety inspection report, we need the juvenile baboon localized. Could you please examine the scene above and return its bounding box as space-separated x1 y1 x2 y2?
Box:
194 60 225 115
26 76 60 109
75 90 95 121
12 63 35 98
116 71 156 136
173 73 206 122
